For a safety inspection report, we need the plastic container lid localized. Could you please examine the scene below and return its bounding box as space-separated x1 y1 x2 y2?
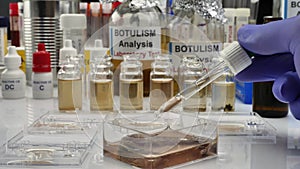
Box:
32 43 51 72
235 8 250 17
224 8 236 17
60 14 87 29
9 3 18 16
5 46 21 68
59 40 77 64
0 16 8 27
220 41 252 75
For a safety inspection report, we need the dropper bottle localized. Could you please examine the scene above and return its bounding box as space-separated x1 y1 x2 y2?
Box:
32 43 53 99
157 42 252 113
1 46 26 99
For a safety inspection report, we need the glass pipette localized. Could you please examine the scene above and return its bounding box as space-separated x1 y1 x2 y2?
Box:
157 41 252 114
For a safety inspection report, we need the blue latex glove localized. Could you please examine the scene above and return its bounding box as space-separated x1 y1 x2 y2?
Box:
236 16 300 119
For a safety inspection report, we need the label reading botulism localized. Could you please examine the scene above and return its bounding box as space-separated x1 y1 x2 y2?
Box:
285 0 300 18
110 27 161 60
169 42 223 66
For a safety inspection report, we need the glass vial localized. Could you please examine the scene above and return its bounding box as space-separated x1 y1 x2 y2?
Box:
252 16 288 118
101 0 113 48
1 46 26 99
89 54 113 111
32 43 53 99
9 3 20 47
150 55 174 110
182 55 207 112
119 55 143 110
60 14 87 53
58 41 82 112
109 0 162 96
0 16 8 81
211 70 236 112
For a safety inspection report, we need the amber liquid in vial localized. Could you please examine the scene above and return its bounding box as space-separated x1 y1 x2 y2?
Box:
183 80 207 112
119 79 143 110
211 81 235 111
150 78 174 110
58 79 82 112
90 79 113 111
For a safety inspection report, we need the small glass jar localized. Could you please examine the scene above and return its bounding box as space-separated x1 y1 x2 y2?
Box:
119 55 143 110
149 55 174 110
181 55 207 112
57 56 82 112
211 70 235 112
89 57 114 111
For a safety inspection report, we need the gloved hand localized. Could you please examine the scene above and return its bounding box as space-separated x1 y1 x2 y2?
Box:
236 15 300 119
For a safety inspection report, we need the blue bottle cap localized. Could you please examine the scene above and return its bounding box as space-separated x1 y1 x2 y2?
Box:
0 16 8 27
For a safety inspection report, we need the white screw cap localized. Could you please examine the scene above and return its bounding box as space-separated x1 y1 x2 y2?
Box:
59 40 77 64
90 39 109 63
220 41 252 75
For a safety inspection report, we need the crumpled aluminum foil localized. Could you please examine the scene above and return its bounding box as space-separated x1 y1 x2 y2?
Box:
175 0 227 23
100 0 160 9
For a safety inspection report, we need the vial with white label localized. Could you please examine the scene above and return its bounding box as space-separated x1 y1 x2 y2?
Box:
1 46 26 99
32 43 53 99
150 55 174 110
119 55 143 110
109 0 162 96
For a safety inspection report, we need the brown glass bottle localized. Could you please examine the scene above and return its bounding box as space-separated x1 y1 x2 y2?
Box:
252 16 288 118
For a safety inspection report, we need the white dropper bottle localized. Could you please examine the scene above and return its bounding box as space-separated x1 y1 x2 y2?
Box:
1 46 26 99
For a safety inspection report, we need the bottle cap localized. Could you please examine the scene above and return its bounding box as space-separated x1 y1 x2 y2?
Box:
102 3 112 14
9 3 19 16
59 40 77 64
5 46 21 68
235 8 250 17
0 16 8 27
80 2 87 10
90 39 109 63
112 1 122 10
90 2 100 14
32 43 51 72
220 41 252 75
224 8 236 17
60 14 87 29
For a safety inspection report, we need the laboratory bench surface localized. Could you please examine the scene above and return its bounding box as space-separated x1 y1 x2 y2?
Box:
0 86 299 169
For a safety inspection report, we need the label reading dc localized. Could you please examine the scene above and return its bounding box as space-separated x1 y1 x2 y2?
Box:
110 27 161 60
2 79 25 92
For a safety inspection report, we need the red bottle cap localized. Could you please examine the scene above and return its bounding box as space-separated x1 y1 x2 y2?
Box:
112 1 122 11
33 43 51 72
9 3 19 16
